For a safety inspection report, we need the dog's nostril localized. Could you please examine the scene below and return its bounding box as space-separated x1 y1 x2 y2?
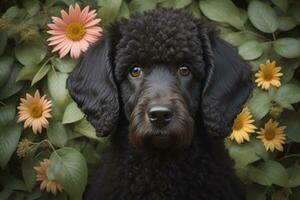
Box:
149 113 158 121
164 113 173 121
147 105 174 127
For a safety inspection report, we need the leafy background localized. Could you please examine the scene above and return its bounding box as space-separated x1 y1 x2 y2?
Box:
0 0 300 199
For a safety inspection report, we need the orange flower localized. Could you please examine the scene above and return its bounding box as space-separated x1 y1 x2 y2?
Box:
17 90 52 134
34 159 63 195
47 4 102 59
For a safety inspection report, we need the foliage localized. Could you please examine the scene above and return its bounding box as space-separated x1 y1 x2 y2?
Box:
0 0 299 199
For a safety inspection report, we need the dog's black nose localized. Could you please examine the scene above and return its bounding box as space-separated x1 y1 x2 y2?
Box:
148 105 173 127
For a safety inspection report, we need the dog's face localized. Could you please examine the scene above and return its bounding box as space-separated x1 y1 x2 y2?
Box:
67 9 252 151
120 64 199 149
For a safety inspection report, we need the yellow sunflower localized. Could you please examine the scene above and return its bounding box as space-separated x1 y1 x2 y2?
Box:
229 107 256 144
257 119 286 152
34 159 63 195
255 59 283 90
17 90 52 134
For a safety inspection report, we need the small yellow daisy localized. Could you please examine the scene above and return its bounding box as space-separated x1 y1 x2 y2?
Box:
229 107 256 144
257 119 286 152
255 59 283 90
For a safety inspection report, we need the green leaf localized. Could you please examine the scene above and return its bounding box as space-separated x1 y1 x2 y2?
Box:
0 188 12 200
97 0 122 26
31 64 51 85
274 84 300 108
186 0 201 18
47 122 68 147
268 86 277 100
199 0 247 30
60 0 76 5
278 16 297 31
15 42 47 66
160 0 192 9
0 64 23 100
271 0 288 12
220 31 257 47
25 188 42 200
82 143 101 165
247 91 271 120
129 0 157 13
16 65 40 81
48 100 63 122
3 175 27 191
48 6 61 17
279 58 300 84
238 40 263 60
287 164 300 188
273 38 300 58
22 156 36 191
0 106 16 127
227 139 268 169
0 125 21 168
47 70 71 110
0 32 8 56
290 3 300 24
246 185 267 200
3 6 21 18
248 1 279 33
249 160 288 186
52 58 76 73
279 110 300 143
74 119 103 141
62 102 84 124
0 57 13 88
23 0 40 16
117 2 130 19
47 147 88 200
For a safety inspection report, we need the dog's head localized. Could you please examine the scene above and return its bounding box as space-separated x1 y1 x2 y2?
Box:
67 9 252 150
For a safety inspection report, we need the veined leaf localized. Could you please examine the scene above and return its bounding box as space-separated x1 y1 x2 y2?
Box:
47 147 88 200
47 122 68 147
273 38 300 58
62 102 84 124
248 1 278 33
199 0 247 30
0 57 13 88
0 125 21 168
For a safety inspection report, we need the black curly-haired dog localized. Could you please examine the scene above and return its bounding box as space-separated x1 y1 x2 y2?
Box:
67 8 252 200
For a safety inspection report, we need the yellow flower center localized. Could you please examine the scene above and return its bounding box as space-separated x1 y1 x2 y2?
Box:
66 22 86 41
233 119 243 131
265 129 276 140
30 104 43 118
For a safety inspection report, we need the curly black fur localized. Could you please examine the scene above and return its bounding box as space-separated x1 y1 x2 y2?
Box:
67 8 252 200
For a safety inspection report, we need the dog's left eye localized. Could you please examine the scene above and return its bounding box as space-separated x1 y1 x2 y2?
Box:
129 66 142 78
178 66 190 77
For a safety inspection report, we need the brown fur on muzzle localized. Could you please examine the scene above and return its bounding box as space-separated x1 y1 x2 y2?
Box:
129 93 194 150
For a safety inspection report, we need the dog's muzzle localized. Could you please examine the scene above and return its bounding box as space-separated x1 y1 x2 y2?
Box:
129 91 194 150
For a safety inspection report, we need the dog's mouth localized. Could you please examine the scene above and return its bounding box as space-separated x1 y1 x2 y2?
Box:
143 134 176 149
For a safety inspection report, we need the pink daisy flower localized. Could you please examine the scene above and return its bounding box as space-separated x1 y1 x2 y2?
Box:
47 4 102 59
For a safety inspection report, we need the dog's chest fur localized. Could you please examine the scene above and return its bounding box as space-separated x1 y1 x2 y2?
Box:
85 129 243 200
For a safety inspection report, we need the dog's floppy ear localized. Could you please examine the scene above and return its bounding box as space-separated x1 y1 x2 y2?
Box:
198 24 252 137
67 25 120 137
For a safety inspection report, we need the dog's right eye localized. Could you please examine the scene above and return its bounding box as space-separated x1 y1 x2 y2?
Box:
129 66 142 78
